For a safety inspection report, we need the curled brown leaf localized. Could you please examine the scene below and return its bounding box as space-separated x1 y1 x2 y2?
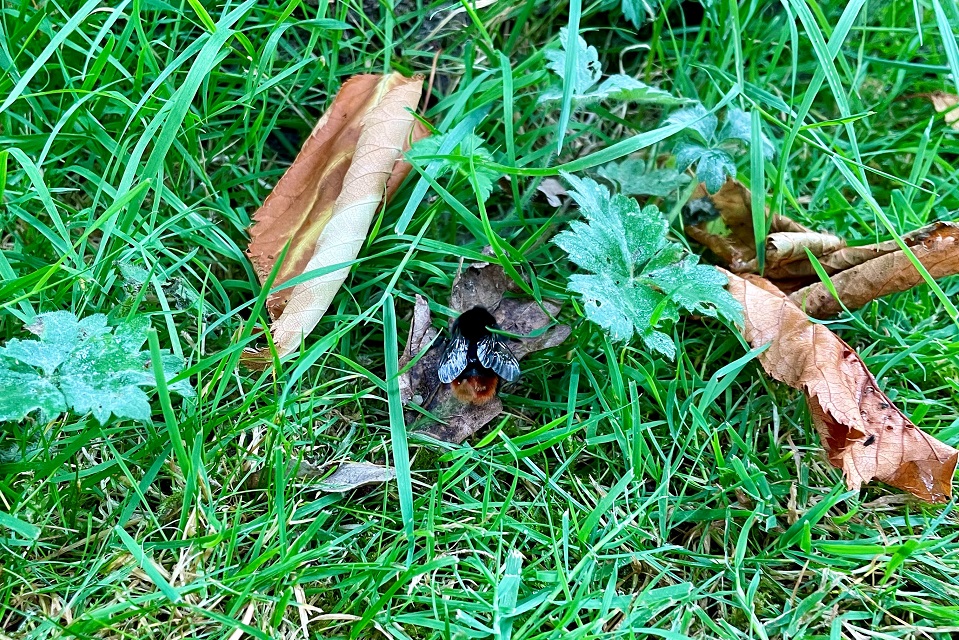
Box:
685 180 959 314
398 294 440 405
790 222 959 318
244 73 427 362
683 179 813 273
724 269 958 502
537 178 568 207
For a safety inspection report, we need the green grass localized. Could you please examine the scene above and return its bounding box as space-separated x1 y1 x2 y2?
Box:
2 0 959 638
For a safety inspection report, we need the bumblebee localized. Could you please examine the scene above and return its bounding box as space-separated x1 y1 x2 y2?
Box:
437 306 520 405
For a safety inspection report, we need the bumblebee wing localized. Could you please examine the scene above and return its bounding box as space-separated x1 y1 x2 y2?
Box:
477 334 520 382
437 334 470 384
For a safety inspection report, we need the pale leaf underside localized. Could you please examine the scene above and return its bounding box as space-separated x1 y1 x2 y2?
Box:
244 73 426 360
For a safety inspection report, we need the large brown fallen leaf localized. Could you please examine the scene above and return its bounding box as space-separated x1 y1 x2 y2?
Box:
724 270 958 502
245 73 427 361
791 222 959 318
399 263 571 444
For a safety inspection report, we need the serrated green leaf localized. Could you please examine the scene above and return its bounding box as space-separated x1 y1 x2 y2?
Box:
673 140 708 170
718 108 751 146
113 316 151 352
61 332 156 424
665 103 717 144
696 149 738 193
669 103 775 191
545 28 602 95
639 328 676 360
720 108 774 159
648 255 743 321
4 311 107 375
555 175 741 358
542 28 680 108
674 140 736 193
621 0 660 28
118 261 153 287
568 273 661 342
0 312 193 425
597 158 691 197
406 132 500 202
0 358 66 422
589 75 685 106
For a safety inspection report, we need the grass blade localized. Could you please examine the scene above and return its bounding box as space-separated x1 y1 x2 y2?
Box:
384 294 414 553
114 526 181 603
555 0 583 154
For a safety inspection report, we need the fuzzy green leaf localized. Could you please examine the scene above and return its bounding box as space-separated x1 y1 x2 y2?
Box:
597 157 691 197
407 132 500 202
719 108 774 159
0 359 66 422
668 103 776 191
544 28 602 96
674 142 737 193
590 75 683 106
554 174 741 357
665 103 717 145
542 28 682 108
0 312 194 424
621 0 660 28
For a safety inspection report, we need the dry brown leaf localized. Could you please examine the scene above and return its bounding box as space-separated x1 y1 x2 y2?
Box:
725 269 958 502
930 92 959 131
310 462 397 493
790 222 959 318
399 263 571 444
683 178 891 279
398 294 441 405
244 73 427 361
683 178 813 273
449 261 518 312
537 178 568 207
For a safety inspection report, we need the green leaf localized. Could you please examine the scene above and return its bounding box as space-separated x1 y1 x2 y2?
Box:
668 103 775 191
673 139 709 170
648 255 742 320
621 0 660 28
597 158 691 197
3 311 108 376
665 103 717 144
0 358 66 422
695 149 738 193
720 108 774 159
674 140 736 193
406 132 500 202
544 27 602 96
0 312 194 425
589 75 682 106
542 28 681 108
554 174 741 358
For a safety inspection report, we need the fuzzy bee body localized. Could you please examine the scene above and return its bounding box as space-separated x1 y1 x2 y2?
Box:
438 306 520 405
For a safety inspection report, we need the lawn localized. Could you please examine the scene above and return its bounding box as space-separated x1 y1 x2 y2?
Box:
2 0 959 638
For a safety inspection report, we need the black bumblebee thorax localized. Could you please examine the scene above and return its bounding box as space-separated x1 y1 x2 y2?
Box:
453 306 497 341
